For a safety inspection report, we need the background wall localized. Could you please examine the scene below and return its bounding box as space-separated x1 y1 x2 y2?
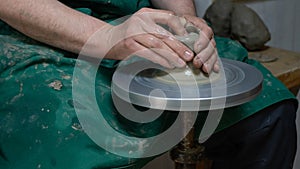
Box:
195 0 300 52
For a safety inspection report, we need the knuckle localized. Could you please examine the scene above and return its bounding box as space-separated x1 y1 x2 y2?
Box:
124 39 135 50
203 27 213 38
211 39 217 47
168 11 175 16
129 14 143 24
150 38 163 48
138 7 151 13
207 27 214 35
198 18 206 23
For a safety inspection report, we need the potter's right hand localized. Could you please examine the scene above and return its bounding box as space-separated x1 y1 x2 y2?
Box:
182 15 219 73
103 8 195 69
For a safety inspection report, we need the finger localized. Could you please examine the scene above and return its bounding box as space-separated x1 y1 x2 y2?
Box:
193 42 216 72
194 29 214 54
133 34 186 68
137 8 187 36
211 38 217 48
194 41 215 66
183 16 214 53
136 48 175 69
123 10 174 39
124 38 175 68
140 21 194 62
137 8 175 16
184 16 214 41
202 50 218 73
151 48 186 68
160 35 194 61
164 16 187 36
213 59 220 72
181 15 207 30
204 39 218 73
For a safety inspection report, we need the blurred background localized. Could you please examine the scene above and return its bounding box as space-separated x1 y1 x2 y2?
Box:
196 0 300 52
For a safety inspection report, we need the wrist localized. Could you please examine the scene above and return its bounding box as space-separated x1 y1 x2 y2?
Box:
79 23 116 59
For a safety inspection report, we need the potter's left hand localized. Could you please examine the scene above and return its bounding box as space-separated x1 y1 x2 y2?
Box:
183 15 219 73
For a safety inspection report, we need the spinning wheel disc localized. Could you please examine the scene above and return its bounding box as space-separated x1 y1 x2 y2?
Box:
112 58 263 111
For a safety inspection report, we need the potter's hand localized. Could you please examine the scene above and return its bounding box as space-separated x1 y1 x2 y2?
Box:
104 8 195 69
183 15 219 73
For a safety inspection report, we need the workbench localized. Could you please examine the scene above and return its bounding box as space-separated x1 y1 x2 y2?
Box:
248 47 300 95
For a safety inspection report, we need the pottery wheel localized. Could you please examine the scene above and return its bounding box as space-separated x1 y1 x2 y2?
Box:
112 58 263 111
112 22 262 111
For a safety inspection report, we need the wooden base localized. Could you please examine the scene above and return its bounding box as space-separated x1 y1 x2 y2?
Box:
170 127 212 169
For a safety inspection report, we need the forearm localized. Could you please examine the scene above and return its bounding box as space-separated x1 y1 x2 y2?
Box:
150 0 197 16
0 0 110 55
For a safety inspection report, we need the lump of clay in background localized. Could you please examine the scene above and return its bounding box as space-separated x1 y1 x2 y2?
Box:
204 0 233 37
231 4 271 50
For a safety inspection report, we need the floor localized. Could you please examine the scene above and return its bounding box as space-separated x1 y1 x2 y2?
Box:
142 152 173 169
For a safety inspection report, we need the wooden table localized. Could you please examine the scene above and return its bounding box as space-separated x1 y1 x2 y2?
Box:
248 47 300 95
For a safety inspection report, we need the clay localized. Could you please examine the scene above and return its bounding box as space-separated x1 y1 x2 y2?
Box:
174 19 201 51
250 53 278 63
204 0 233 37
154 62 220 85
203 0 271 51
175 32 199 51
48 80 63 90
165 25 220 84
231 4 271 50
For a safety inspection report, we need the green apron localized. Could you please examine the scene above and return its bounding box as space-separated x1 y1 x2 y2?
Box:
0 0 296 168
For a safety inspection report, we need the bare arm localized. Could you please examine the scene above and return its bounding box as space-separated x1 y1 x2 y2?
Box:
150 0 197 16
0 0 194 68
0 0 110 54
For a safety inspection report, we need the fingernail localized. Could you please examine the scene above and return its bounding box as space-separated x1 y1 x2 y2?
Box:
177 58 186 67
214 64 220 72
184 50 193 60
203 63 211 73
202 63 208 73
